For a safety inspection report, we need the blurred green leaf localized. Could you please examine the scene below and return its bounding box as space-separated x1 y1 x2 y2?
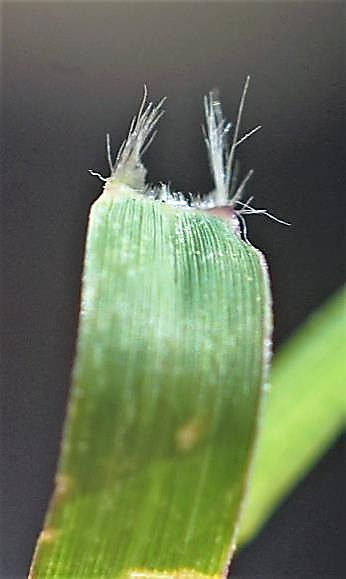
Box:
239 287 346 545
30 186 272 578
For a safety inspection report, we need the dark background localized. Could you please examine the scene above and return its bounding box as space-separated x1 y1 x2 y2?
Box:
1 1 345 577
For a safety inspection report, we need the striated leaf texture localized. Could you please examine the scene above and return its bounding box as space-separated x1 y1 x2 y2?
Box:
29 181 272 578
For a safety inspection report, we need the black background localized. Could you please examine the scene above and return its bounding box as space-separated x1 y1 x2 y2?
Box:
1 2 345 577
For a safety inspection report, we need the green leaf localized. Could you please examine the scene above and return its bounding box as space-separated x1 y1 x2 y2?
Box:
30 84 272 578
29 184 271 577
239 287 346 546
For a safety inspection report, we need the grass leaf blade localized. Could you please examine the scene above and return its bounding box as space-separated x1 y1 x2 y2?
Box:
239 287 346 545
30 179 272 577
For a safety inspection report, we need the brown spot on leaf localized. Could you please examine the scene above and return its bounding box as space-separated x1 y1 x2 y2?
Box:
126 569 218 578
55 473 72 498
175 418 205 452
39 528 58 544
